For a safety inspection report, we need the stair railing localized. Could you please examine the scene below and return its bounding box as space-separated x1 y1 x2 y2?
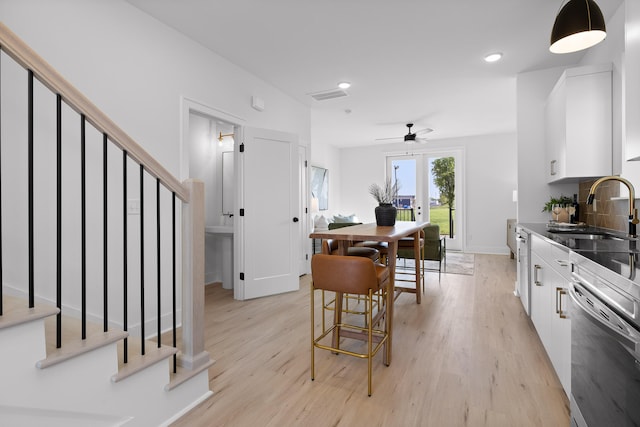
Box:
0 22 209 374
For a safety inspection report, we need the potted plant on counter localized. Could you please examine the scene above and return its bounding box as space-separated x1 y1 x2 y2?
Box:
542 194 573 223
369 179 400 226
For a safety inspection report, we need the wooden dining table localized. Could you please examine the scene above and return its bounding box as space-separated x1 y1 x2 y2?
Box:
309 221 427 364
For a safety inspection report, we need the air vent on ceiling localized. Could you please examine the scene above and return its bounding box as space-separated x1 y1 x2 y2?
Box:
309 89 348 101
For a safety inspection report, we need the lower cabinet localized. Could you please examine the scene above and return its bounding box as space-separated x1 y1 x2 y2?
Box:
530 236 571 395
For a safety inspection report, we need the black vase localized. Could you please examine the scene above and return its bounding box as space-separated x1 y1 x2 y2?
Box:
375 203 397 226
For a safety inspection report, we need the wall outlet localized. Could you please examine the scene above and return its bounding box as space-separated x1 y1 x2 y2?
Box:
128 199 140 215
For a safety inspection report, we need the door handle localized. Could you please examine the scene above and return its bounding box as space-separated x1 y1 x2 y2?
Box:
292 217 299 223
534 264 542 286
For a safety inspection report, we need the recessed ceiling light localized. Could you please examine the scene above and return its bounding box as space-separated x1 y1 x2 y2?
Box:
484 52 503 63
338 82 351 89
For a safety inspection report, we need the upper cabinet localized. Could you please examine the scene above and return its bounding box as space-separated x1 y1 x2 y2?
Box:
626 0 640 161
545 63 612 183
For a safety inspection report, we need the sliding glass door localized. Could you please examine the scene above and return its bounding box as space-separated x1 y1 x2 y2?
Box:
387 149 463 251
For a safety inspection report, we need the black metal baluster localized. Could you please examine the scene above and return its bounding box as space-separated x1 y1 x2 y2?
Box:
28 70 34 308
140 164 145 355
156 178 161 348
103 133 108 332
56 94 62 348
81 115 86 340
123 151 128 363
172 192 176 373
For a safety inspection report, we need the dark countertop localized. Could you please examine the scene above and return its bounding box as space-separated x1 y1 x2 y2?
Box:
518 222 640 289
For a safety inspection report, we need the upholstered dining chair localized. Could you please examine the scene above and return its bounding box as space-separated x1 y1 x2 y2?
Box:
310 254 389 396
396 224 445 294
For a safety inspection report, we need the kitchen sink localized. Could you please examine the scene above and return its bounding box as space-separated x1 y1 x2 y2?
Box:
556 233 627 241
546 229 640 253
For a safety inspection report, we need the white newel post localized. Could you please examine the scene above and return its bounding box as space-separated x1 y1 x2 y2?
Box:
180 179 211 370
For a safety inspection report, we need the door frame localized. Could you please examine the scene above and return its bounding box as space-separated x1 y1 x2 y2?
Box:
385 147 465 252
179 97 245 292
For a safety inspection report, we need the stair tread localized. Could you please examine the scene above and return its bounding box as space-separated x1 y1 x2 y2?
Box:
0 297 59 330
37 329 129 369
166 358 215 391
112 344 178 382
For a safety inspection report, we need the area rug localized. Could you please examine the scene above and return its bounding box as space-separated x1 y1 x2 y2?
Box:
395 252 475 276
441 252 475 275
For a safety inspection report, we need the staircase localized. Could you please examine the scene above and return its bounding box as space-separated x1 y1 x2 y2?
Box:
0 23 212 426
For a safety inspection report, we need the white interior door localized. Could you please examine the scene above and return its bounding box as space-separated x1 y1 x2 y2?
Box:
234 127 300 300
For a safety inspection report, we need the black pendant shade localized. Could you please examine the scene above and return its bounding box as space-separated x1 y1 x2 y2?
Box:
550 0 606 54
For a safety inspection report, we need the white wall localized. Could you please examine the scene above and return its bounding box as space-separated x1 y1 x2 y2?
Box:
516 66 575 223
516 1 627 224
0 0 311 175
316 132 518 255
0 0 311 332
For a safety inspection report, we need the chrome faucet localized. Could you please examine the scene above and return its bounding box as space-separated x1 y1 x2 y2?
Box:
587 176 639 238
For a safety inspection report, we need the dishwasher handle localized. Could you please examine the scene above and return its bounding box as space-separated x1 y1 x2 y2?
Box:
570 282 640 354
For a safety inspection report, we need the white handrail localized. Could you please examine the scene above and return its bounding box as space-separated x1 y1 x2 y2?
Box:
0 22 189 202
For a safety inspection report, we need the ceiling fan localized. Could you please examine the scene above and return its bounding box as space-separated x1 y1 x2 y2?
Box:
376 123 434 144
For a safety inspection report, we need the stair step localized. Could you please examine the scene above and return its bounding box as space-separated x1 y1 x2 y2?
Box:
4 294 208 390
37 329 128 369
0 303 59 330
112 343 177 383
167 358 215 391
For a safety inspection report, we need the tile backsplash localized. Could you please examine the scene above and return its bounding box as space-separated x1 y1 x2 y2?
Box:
578 179 628 232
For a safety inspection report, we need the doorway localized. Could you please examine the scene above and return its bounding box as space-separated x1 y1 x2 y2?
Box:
181 98 303 300
386 149 464 251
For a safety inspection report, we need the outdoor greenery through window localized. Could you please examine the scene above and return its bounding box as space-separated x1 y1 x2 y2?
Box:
390 156 455 237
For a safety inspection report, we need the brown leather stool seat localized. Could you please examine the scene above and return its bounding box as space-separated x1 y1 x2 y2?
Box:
322 239 379 261
320 239 380 329
311 254 390 396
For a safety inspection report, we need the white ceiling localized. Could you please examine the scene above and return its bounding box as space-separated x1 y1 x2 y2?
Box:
126 0 623 147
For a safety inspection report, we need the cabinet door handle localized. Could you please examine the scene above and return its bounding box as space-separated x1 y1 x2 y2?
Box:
534 264 542 286
556 287 568 319
555 259 571 268
550 160 557 176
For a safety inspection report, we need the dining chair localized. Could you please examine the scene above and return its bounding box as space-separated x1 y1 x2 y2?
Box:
396 224 445 295
310 254 389 396
328 222 390 265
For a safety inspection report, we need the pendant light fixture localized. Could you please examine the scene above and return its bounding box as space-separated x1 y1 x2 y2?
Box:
550 0 606 54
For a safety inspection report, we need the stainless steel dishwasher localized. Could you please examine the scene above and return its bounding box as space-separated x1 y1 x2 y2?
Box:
569 251 640 427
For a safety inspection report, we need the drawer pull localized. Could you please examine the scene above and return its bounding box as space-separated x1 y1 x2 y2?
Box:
534 264 542 286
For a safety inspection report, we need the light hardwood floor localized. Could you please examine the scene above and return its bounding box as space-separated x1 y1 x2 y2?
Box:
171 254 569 427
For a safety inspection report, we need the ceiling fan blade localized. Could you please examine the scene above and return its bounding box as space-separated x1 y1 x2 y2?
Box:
374 136 403 142
415 127 434 135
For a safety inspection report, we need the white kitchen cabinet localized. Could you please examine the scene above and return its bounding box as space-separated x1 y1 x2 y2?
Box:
530 235 571 395
626 0 640 160
545 63 612 183
530 252 552 345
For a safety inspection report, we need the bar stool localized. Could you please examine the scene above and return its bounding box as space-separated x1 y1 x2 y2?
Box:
310 254 390 396
320 239 380 330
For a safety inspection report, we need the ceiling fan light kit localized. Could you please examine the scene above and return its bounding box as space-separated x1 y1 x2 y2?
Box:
550 0 606 54
404 123 418 143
